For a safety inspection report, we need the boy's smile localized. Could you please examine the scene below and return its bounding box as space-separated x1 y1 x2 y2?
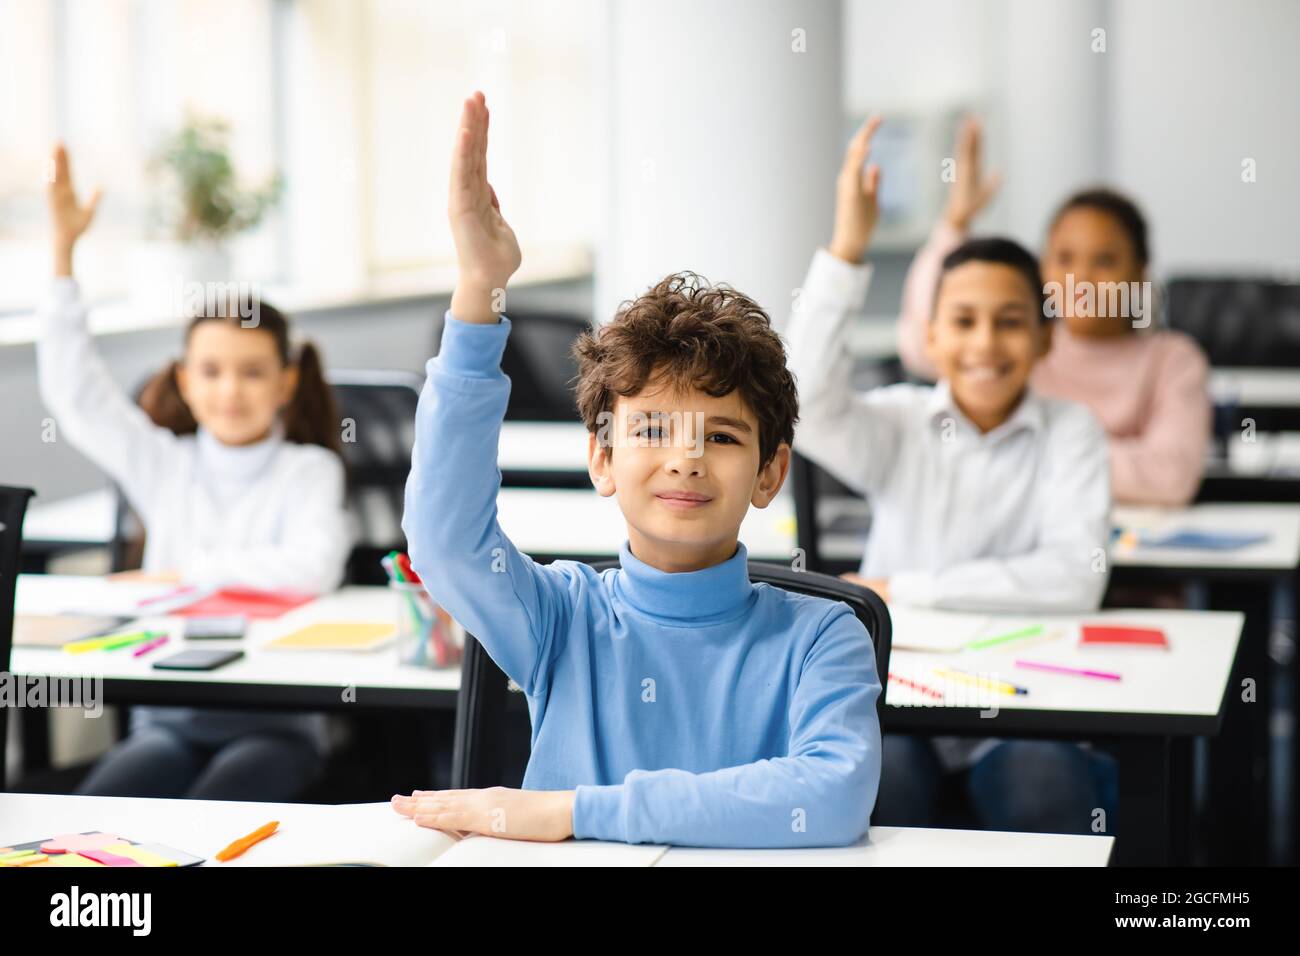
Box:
925 260 1051 433
587 377 789 573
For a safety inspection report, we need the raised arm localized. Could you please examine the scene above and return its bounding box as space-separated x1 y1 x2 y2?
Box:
785 117 901 495
402 92 575 693
574 603 881 847
36 145 178 512
897 118 1000 379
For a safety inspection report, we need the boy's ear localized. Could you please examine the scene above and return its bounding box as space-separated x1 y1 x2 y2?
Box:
588 432 616 498
752 442 791 508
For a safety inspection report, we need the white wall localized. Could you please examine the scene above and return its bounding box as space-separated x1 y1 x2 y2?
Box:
841 0 1300 275
1109 0 1300 276
596 0 843 326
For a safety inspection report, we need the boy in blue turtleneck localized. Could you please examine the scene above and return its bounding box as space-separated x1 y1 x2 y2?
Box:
391 92 881 847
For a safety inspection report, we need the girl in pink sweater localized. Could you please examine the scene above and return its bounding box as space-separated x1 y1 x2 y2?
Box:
897 120 1211 507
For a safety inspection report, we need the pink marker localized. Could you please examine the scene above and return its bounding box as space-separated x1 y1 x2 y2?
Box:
132 635 170 658
1015 659 1121 681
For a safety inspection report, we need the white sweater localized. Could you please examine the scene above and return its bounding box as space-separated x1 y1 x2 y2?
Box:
37 278 352 751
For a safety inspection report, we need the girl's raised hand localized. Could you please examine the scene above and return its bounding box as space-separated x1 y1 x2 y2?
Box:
943 117 1000 232
828 115 883 265
46 144 102 276
448 92 521 323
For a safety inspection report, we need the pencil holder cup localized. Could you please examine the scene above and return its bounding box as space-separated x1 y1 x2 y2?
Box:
390 581 463 669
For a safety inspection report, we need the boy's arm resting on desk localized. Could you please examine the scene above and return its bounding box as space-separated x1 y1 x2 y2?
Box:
36 278 177 507
1107 335 1210 507
401 313 574 695
178 452 352 594
573 604 882 848
786 250 903 495
890 404 1112 612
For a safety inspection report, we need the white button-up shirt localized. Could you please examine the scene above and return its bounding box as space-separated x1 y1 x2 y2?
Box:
785 249 1111 612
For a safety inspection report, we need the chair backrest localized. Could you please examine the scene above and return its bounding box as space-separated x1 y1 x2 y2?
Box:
0 485 37 791
790 450 869 575
497 310 590 421
1166 277 1300 367
450 559 891 790
330 370 424 583
110 370 423 583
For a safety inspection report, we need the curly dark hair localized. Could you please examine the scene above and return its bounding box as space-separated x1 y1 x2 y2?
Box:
572 272 798 467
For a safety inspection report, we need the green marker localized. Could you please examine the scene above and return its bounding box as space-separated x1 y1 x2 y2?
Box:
101 630 166 651
966 624 1046 651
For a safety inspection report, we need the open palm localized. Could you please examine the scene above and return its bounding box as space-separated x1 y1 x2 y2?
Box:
47 144 101 252
449 92 521 293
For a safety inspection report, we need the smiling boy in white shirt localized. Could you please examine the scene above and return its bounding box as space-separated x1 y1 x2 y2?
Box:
785 117 1114 834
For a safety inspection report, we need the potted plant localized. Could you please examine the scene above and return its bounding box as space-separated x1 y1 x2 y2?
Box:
133 115 283 311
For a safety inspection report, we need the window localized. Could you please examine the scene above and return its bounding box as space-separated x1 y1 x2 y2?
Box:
0 0 596 315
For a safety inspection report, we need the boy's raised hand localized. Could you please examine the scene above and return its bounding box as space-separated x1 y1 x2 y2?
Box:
943 117 1000 232
828 116 883 265
448 92 521 324
46 143 102 277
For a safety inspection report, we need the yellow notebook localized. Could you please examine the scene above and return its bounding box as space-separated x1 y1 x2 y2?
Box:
265 622 396 652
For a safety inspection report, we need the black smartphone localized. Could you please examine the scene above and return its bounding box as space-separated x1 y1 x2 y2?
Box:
183 616 248 640
153 649 244 671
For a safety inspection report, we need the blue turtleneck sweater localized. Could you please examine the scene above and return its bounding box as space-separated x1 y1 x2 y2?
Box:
403 313 882 847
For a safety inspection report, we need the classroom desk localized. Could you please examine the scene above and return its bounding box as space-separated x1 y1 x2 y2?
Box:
1211 367 1300 432
1198 432 1300 502
882 605 1242 868
814 500 1300 574
12 578 460 712
0 793 1115 867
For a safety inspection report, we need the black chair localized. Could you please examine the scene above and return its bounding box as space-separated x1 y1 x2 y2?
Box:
790 450 871 576
0 485 37 792
498 310 590 421
330 370 424 584
1166 276 1300 368
449 560 891 790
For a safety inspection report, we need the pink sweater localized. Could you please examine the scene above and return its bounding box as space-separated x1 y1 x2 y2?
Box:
897 222 1212 507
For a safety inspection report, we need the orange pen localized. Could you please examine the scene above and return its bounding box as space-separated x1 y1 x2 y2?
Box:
215 821 279 862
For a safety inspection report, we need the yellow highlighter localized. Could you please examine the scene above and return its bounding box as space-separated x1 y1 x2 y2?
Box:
934 667 1029 697
65 630 161 654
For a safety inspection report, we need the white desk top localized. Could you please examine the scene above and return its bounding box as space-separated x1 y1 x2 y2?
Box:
496 420 590 473
1210 368 1300 407
23 483 799 563
1215 432 1300 477
819 500 1300 572
657 825 1113 866
1112 502 1300 571
0 793 1113 867
22 488 119 546
885 606 1241 722
12 579 460 695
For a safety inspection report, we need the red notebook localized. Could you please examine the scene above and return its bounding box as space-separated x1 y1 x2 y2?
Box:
173 588 313 619
1080 625 1169 649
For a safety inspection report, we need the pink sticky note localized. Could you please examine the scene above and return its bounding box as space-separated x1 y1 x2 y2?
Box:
41 832 123 855
78 848 143 867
